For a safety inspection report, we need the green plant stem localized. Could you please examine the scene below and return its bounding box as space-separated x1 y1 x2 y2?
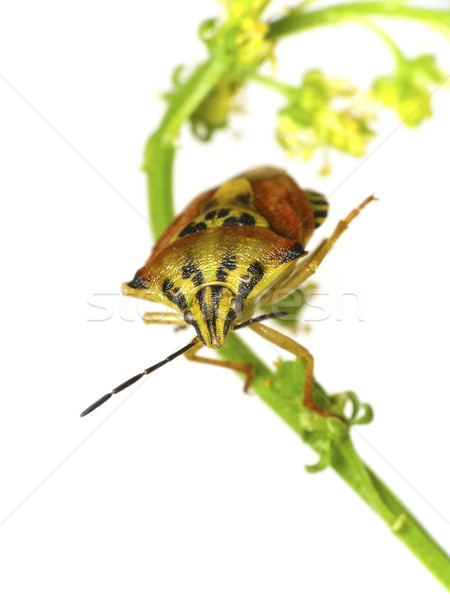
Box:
219 334 450 589
364 20 406 63
268 2 450 40
143 57 228 237
250 72 297 99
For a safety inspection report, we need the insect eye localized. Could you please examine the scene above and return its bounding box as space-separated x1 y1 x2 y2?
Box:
231 297 244 313
184 310 194 324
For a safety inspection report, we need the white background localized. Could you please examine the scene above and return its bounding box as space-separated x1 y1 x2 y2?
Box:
1 1 450 598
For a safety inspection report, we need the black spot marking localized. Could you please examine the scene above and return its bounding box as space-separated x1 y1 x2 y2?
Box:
179 221 207 238
222 255 237 270
222 213 256 227
305 189 327 204
248 261 264 276
313 207 328 228
203 199 217 211
216 267 227 282
205 210 216 220
182 265 195 278
192 271 203 286
216 254 238 282
127 274 148 289
236 193 251 205
218 208 230 218
181 264 204 286
222 216 240 227
238 261 264 298
280 242 306 264
308 192 329 229
239 213 256 226
162 279 187 310
177 296 187 310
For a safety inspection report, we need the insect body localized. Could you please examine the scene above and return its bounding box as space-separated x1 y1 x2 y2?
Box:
81 166 374 417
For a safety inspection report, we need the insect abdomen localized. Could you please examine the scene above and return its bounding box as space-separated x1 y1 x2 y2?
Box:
304 189 329 229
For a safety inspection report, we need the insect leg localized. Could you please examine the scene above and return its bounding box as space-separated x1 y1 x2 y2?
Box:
249 321 341 418
185 340 254 392
270 194 376 299
141 312 186 326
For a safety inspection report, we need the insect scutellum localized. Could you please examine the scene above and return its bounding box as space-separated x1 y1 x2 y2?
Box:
82 166 375 418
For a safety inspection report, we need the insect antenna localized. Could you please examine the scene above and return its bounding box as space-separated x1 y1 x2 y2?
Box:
80 339 197 417
234 312 288 331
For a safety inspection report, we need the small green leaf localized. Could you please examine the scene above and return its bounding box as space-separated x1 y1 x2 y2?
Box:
270 358 305 413
190 78 243 141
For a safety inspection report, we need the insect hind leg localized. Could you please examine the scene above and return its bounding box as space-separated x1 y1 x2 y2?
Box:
275 194 376 296
249 321 343 418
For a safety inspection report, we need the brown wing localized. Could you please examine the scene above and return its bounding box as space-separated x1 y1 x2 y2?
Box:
150 166 318 257
250 172 316 247
150 188 217 257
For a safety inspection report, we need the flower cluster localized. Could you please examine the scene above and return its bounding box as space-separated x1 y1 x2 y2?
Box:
372 54 446 126
276 70 375 163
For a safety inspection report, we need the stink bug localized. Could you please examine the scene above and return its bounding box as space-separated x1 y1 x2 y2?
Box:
81 166 374 417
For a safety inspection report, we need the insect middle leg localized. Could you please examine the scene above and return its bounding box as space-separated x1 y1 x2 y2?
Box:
250 321 341 418
141 312 187 327
184 340 254 392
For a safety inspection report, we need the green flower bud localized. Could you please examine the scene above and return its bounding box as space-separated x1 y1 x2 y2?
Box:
372 54 446 126
276 70 375 162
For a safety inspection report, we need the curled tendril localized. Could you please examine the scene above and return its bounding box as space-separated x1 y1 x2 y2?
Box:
301 391 374 472
305 438 331 473
198 18 220 44
330 391 374 426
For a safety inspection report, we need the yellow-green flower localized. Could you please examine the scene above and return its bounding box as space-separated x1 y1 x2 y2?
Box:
372 54 446 126
200 0 274 70
276 70 375 161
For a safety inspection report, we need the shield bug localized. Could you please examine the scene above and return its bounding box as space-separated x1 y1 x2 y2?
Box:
81 166 374 417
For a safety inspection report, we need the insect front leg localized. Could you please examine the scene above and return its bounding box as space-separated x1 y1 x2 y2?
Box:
250 321 340 419
184 340 254 392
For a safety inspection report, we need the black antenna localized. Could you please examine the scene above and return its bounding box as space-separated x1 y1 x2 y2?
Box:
80 339 197 417
234 311 287 331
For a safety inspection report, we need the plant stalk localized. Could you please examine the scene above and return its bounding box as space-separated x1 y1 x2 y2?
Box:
144 56 228 237
219 334 450 590
268 2 450 40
